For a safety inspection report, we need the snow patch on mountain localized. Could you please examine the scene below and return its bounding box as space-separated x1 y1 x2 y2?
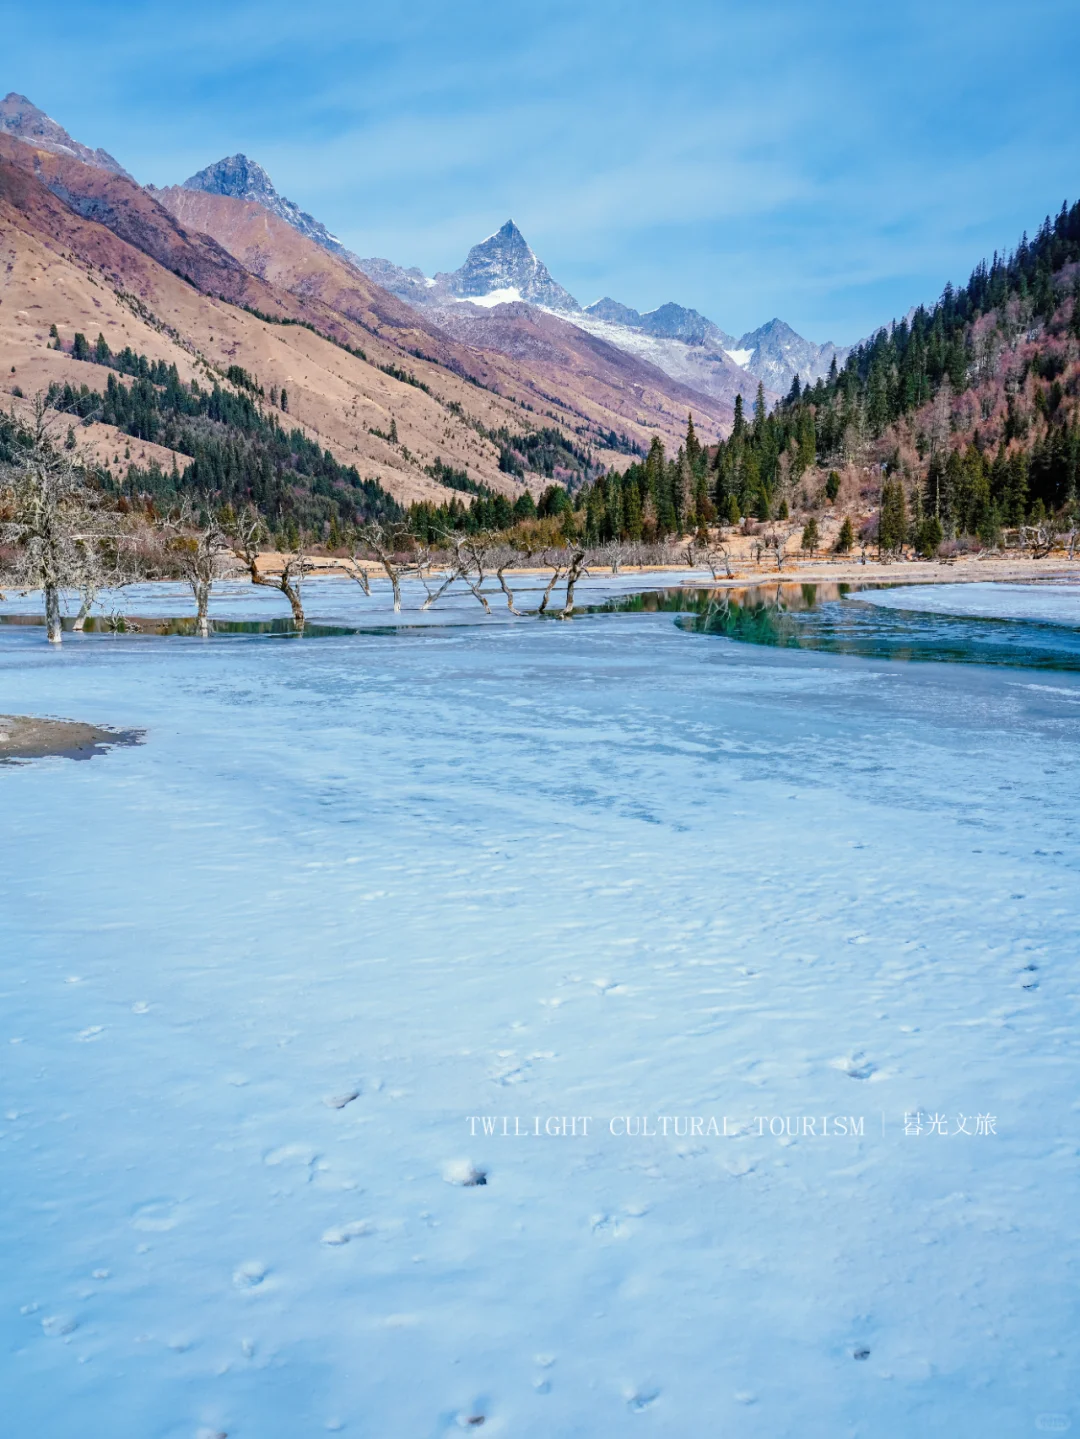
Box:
435 220 581 313
458 286 523 308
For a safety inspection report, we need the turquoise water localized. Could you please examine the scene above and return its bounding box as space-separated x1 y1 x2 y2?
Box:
652 580 1080 671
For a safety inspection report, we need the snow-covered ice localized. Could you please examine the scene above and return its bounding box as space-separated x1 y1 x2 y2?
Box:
859 580 1080 625
1 575 1079 1436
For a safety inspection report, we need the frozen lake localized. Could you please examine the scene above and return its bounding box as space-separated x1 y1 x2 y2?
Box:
2 575 1079 1437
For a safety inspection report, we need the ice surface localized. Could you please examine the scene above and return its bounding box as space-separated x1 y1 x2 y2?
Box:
1 575 1079 1436
859 580 1080 625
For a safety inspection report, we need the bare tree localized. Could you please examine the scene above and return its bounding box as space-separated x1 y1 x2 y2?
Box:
493 544 523 614
355 520 415 612
536 548 568 614
1020 517 1059 559
233 509 309 629
342 547 372 597
559 547 588 618
601 541 628 575
762 531 788 571
0 395 118 643
697 542 734 581
165 500 232 636
72 531 141 631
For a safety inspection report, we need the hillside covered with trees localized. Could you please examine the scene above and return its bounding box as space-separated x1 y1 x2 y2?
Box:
569 202 1080 556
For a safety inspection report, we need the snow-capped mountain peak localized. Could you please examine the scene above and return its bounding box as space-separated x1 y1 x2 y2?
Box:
436 219 581 313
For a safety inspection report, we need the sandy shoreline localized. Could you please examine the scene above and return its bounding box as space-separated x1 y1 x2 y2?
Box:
286 552 1080 589
0 715 141 762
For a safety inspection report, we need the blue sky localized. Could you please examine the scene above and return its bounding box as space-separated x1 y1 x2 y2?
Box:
6 0 1080 343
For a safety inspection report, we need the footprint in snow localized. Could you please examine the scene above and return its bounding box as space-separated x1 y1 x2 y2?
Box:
264 1144 318 1170
443 1159 487 1187
323 1090 359 1110
77 1026 104 1042
132 1199 183 1232
626 1387 660 1412
832 1054 877 1080
591 1212 627 1238
41 1314 77 1337
321 1220 372 1245
489 1056 530 1085
232 1261 267 1289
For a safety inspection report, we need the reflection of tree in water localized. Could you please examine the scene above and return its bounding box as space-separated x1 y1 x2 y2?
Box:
669 582 1080 672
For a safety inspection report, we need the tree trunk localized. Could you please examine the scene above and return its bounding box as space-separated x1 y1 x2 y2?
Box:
282 576 306 630
194 578 210 637
44 582 62 644
537 568 564 614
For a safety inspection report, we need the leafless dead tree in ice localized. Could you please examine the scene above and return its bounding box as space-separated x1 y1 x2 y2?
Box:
559 547 589 618
233 509 310 629
0 393 123 643
355 521 416 612
164 500 232 636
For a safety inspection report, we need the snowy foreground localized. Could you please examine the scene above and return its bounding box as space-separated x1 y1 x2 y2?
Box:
1 574 1079 1438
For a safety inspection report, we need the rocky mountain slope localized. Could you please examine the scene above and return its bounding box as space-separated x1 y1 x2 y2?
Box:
0 92 131 179
433 219 581 312
169 143 842 406
359 226 841 399
730 318 848 392
1 105 740 542
156 185 736 450
175 154 350 259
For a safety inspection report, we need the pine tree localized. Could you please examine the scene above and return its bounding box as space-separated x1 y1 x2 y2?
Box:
731 394 745 441
878 479 908 553
753 382 767 436
675 448 693 533
685 413 702 468
835 516 855 553
914 514 943 557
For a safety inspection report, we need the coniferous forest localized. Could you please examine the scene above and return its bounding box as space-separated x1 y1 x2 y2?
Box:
36 200 1080 554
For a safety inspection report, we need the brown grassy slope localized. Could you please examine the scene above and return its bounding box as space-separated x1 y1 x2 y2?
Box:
431 299 736 438
0 142 545 501
156 187 735 454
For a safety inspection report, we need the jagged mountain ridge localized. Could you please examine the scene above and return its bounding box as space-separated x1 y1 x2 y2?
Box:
582 298 845 391
732 318 848 393
433 220 581 312
0 100 736 528
0 92 132 179
174 154 349 259
171 147 843 400
360 232 841 396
